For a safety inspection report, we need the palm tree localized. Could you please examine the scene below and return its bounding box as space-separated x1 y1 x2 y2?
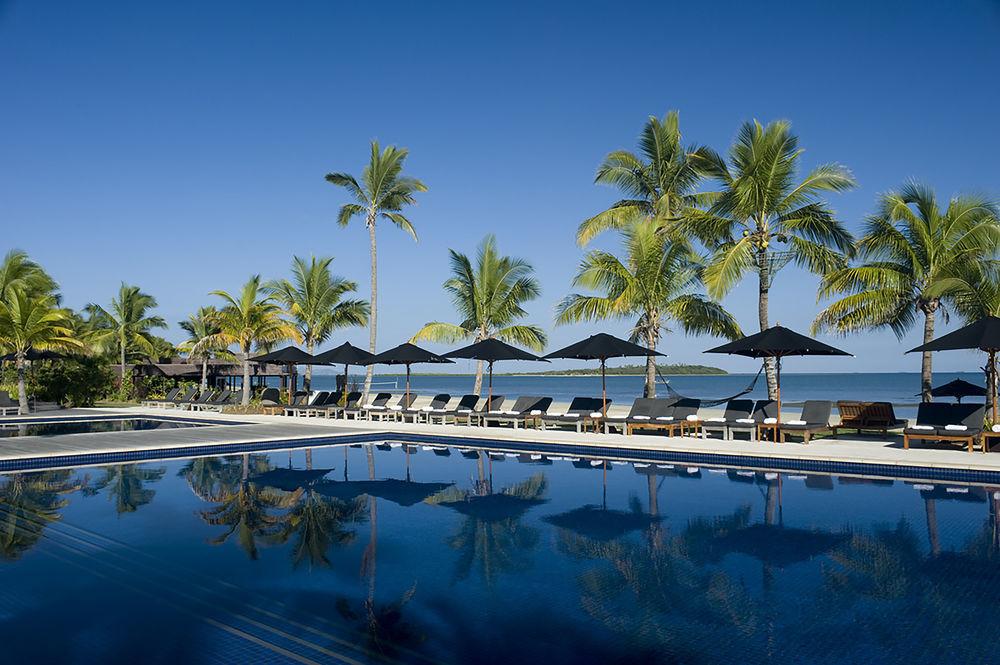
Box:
410 235 546 394
85 283 167 391
0 291 82 413
0 249 57 302
265 255 369 391
178 306 230 391
556 222 741 397
0 470 87 560
276 490 367 570
87 464 166 516
576 111 706 247
204 276 300 405
326 140 427 396
683 119 856 398
811 183 1000 400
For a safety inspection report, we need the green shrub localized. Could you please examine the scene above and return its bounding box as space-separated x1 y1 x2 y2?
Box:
29 356 117 407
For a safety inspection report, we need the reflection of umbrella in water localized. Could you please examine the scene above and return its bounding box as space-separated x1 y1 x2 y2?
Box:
438 492 547 523
544 505 660 542
920 378 987 403
715 523 846 568
250 467 332 492
313 479 453 507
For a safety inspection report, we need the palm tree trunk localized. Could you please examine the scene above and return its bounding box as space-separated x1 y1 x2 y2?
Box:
120 332 128 398
241 343 251 406
921 307 935 402
924 497 940 556
16 350 28 414
758 247 778 400
201 356 208 391
644 328 657 398
363 220 378 399
303 340 314 392
473 359 484 396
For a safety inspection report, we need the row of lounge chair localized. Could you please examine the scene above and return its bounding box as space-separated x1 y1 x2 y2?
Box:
141 387 241 412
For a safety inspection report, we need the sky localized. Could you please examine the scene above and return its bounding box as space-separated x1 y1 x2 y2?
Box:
2 0 999 374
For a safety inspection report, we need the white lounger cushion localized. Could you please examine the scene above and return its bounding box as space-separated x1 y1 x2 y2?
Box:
656 416 674 421
910 424 934 430
589 412 603 417
788 419 807 425
706 417 726 423
945 424 968 431
686 415 699 421
457 409 472 413
993 424 1000 433
735 418 755 424
530 409 543 415
389 405 403 410
763 417 778 424
632 415 651 420
503 410 518 415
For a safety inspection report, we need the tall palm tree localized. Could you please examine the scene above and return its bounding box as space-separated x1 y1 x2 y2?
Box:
265 255 369 391
576 111 706 247
87 464 166 516
178 306 230 391
85 283 167 391
410 235 546 394
556 222 741 397
326 140 427 396
204 275 300 405
811 183 1000 400
0 470 87 560
0 249 57 302
684 119 856 397
0 291 82 413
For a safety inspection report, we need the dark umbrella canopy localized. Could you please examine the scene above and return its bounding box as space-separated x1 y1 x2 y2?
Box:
370 343 453 400
705 325 851 420
907 316 1000 423
312 478 453 507
438 493 547 523
251 468 333 492
543 505 661 542
0 348 66 361
714 523 846 568
445 338 547 402
249 345 319 394
312 342 375 403
545 333 664 416
923 378 987 402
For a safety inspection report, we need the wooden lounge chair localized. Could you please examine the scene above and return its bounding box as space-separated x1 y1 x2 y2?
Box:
830 400 907 438
779 400 833 443
628 398 700 436
603 398 665 434
402 393 451 423
726 400 777 441
141 387 180 407
903 403 986 452
460 395 505 426
481 396 552 429
540 397 611 432
427 394 479 425
699 399 755 440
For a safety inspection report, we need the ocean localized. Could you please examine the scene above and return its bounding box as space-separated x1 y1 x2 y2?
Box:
287 371 989 418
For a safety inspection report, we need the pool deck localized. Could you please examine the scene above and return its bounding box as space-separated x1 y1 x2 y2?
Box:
1 406 999 482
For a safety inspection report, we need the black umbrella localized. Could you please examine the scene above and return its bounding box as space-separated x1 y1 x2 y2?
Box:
907 316 1000 423
445 338 547 404
249 345 320 394
438 492 548 523
704 325 852 421
0 348 66 361
312 342 376 404
544 333 664 416
921 378 987 403
543 505 661 542
714 523 846 568
250 468 333 492
370 343 453 402
312 478 453 507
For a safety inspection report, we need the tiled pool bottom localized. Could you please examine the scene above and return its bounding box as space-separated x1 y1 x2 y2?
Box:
2 443 999 664
0 416 219 438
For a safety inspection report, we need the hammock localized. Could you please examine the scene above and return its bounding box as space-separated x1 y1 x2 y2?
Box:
656 364 765 407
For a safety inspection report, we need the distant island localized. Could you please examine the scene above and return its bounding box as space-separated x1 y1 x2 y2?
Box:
500 363 727 376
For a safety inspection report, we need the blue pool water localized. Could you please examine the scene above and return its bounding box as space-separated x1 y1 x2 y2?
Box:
0 417 214 438
1 442 998 663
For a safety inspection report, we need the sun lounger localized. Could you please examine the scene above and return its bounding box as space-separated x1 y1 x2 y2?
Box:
779 400 833 443
539 397 610 432
401 393 451 423
323 391 362 418
830 400 907 438
192 389 233 412
724 400 777 441
628 398 700 436
903 402 986 452
426 394 478 425
284 391 329 416
698 399 755 440
602 398 664 434
300 391 343 417
343 392 391 420
179 389 217 411
0 390 20 416
370 393 418 422
163 387 200 409
481 396 552 429
141 387 180 407
460 395 505 426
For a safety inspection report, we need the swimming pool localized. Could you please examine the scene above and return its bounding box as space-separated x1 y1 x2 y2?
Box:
0 417 220 438
1 441 998 663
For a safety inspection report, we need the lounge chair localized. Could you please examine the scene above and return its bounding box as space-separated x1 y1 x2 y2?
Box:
180 389 217 411
369 393 418 421
323 391 362 419
723 399 777 441
779 400 833 444
539 397 610 432
401 393 451 423
628 398 700 436
426 394 478 425
0 390 20 416
460 395 506 426
699 399 755 440
603 398 665 434
164 387 200 409
301 391 343 417
481 396 552 429
193 389 232 412
830 400 907 438
141 387 180 407
285 391 337 417
343 392 392 420
903 402 986 452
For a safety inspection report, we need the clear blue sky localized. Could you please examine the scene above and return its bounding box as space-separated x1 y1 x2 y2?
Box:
2 1 998 374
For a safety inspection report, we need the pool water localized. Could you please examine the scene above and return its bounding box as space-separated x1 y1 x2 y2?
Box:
0 418 213 438
1 442 998 664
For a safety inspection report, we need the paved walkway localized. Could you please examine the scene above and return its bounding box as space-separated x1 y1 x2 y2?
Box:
1 407 999 480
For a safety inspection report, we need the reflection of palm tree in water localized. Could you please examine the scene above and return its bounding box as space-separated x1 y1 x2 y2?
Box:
86 463 166 515
0 469 87 560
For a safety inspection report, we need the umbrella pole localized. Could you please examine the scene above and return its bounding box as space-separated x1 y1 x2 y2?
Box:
488 360 493 403
343 364 349 405
776 357 782 423
601 358 607 417
406 364 411 402
991 350 998 426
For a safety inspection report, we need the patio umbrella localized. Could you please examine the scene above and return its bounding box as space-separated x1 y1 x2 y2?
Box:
250 467 333 492
713 523 846 568
704 325 852 421
922 378 987 403
437 492 548 522
312 342 376 404
370 343 453 402
249 345 320 394
0 348 66 361
444 338 548 404
544 333 664 416
543 505 661 542
907 315 1000 424
312 478 453 507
